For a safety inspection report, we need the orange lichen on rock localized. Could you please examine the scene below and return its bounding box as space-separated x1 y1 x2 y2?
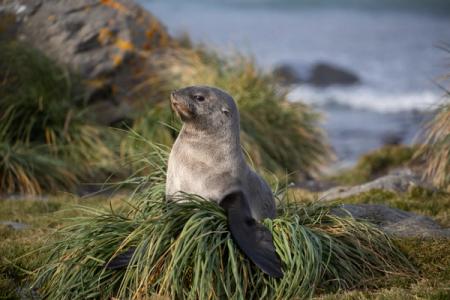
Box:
98 28 113 45
145 19 170 49
115 38 134 51
85 78 108 88
100 0 129 13
145 18 159 40
112 53 123 66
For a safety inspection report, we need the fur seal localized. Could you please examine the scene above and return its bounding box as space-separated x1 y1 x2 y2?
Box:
167 86 282 277
108 86 282 278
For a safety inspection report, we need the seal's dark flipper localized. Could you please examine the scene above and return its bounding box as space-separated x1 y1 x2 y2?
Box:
105 248 135 269
220 191 283 278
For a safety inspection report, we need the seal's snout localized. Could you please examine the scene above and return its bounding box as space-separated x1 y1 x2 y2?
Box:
170 90 179 103
170 89 193 120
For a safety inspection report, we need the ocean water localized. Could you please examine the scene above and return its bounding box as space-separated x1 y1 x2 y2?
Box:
138 0 450 165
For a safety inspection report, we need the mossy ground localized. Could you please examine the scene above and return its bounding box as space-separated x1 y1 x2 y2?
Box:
284 185 450 299
325 187 450 298
0 187 448 299
0 195 123 299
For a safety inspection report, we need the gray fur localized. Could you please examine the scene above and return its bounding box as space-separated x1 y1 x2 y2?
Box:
166 85 276 220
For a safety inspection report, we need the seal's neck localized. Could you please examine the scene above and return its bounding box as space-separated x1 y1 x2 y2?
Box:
180 123 244 160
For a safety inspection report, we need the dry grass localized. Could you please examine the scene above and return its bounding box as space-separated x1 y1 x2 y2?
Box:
415 100 450 191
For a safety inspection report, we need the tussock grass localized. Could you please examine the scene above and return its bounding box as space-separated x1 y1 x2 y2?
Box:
0 41 118 194
33 145 411 299
414 45 450 191
0 142 77 195
415 101 450 191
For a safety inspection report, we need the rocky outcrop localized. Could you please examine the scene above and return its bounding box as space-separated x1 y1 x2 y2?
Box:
308 63 360 87
320 173 431 201
1 0 171 123
272 64 302 85
332 204 450 238
272 62 360 87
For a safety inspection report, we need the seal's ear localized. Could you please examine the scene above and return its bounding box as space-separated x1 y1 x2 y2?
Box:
220 191 283 278
221 107 230 117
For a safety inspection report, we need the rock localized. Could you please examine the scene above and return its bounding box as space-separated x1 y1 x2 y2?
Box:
294 180 335 193
1 0 171 119
0 221 29 230
381 132 403 146
320 173 430 201
332 204 450 238
272 64 303 85
307 62 360 87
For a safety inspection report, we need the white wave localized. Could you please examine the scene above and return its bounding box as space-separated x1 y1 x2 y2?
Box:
287 85 443 113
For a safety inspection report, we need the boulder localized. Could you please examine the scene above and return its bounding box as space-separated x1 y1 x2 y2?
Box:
381 132 403 146
272 64 303 85
272 62 360 87
332 204 450 238
307 63 360 87
320 173 430 201
1 0 171 123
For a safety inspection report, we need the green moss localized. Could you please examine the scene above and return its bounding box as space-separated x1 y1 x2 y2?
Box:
0 195 118 299
313 186 450 299
314 238 450 299
397 238 450 281
332 145 416 185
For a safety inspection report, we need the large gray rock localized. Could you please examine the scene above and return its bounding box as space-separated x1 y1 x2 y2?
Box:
332 204 450 238
308 63 360 87
272 62 360 87
320 173 430 201
272 64 303 85
1 0 171 123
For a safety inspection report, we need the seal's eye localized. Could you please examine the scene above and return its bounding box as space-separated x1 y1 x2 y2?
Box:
193 95 205 102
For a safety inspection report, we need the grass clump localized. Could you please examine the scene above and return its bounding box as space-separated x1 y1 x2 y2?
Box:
0 41 118 195
415 100 450 191
32 145 411 299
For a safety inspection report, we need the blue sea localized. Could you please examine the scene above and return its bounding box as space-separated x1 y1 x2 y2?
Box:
139 0 450 167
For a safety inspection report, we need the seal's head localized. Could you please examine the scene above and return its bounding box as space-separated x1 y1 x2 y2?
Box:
170 86 239 133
